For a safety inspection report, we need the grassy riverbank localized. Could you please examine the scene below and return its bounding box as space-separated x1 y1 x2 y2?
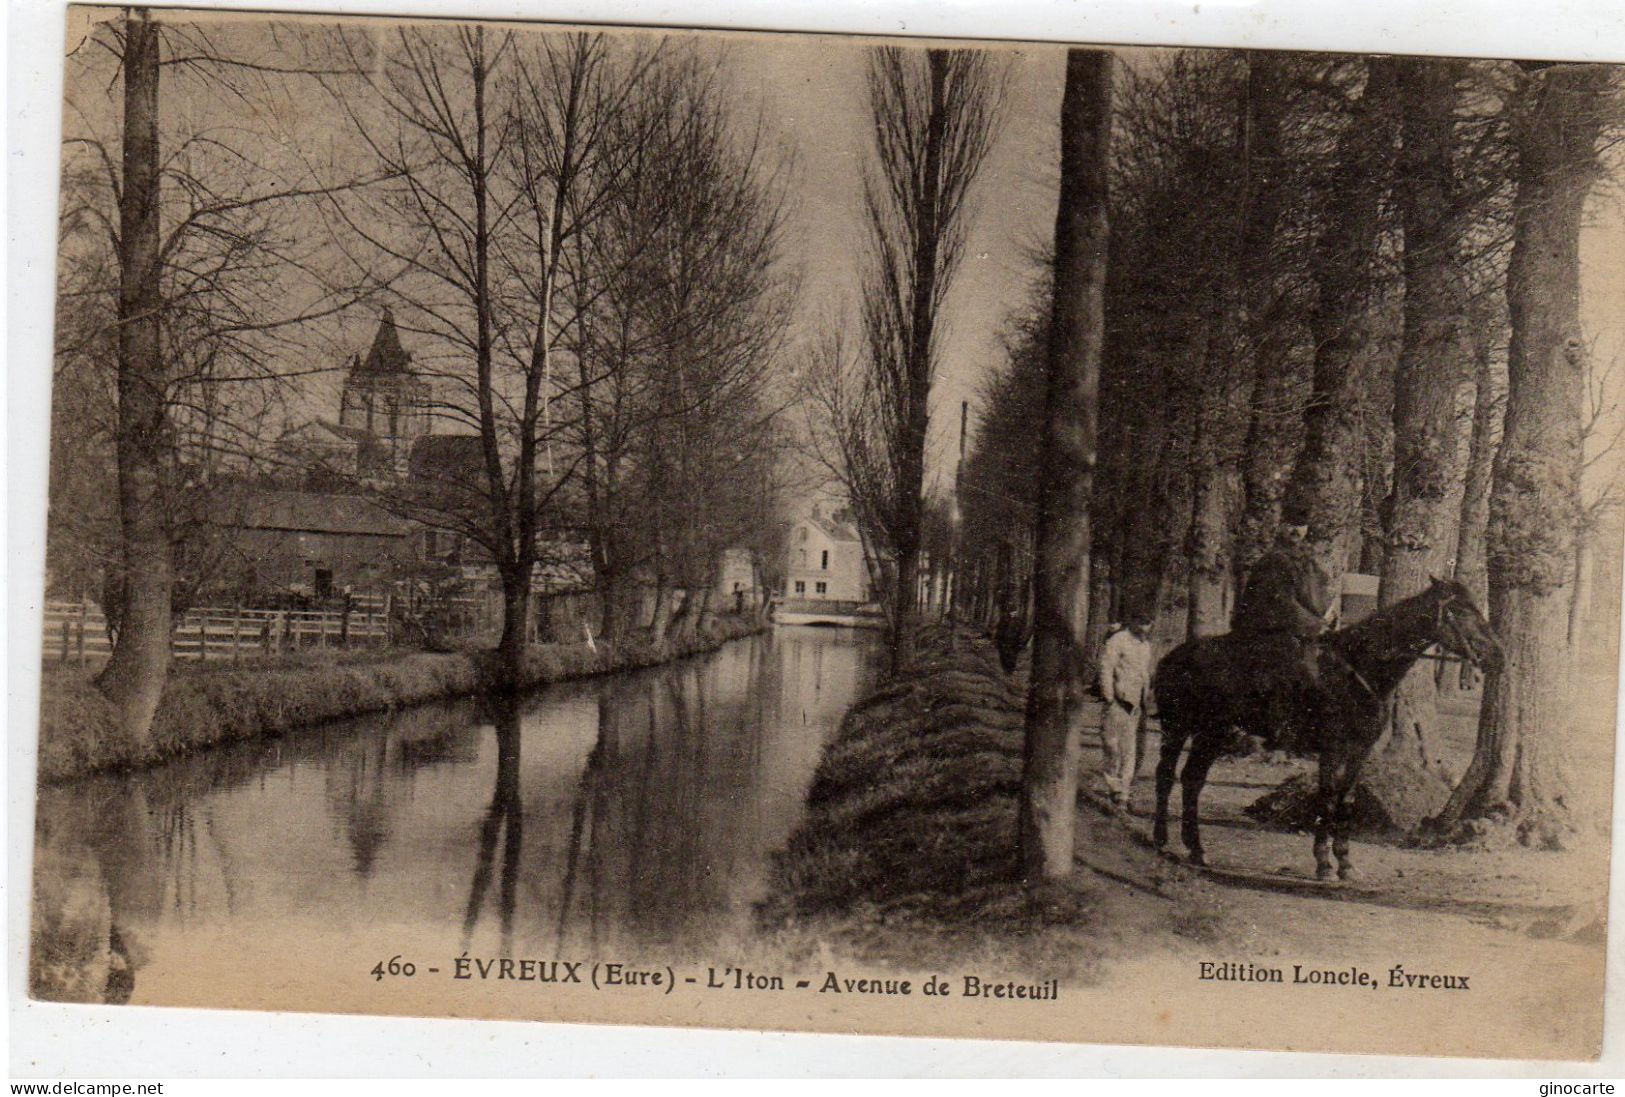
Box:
759 627 1225 981
37 614 765 783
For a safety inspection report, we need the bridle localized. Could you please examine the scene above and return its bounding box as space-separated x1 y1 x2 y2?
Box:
1324 591 1493 700
1421 594 1495 671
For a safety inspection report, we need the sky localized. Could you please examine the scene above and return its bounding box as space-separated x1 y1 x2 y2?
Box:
728 36 1069 494
720 32 1625 494
55 10 1625 497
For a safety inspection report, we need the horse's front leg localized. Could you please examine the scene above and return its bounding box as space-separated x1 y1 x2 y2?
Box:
1180 735 1222 867
1153 728 1187 854
1313 751 1343 882
1333 757 1364 881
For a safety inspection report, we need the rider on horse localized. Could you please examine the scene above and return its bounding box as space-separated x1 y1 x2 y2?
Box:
1232 521 1335 749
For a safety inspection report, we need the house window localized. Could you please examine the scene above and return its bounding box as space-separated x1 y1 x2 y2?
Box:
794 581 806 594
815 581 827 594
798 549 807 567
821 550 829 570
797 527 808 542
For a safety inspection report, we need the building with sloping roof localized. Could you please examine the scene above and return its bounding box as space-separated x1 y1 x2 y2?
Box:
231 490 414 601
784 509 873 603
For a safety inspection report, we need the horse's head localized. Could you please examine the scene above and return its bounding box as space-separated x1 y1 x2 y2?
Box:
1427 576 1503 672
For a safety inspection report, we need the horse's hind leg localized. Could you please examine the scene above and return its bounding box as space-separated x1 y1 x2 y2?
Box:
1153 725 1187 854
1179 734 1223 867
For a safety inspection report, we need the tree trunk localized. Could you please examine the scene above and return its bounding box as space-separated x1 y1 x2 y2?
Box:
889 542 921 671
496 565 533 687
1020 49 1111 883
697 580 721 637
1435 62 1610 846
1230 53 1298 579
1282 58 1400 585
649 580 677 648
670 588 708 649
1376 57 1472 811
1184 305 1240 640
1454 329 1507 608
596 568 623 642
1116 341 1195 624
1082 548 1115 676
95 10 172 745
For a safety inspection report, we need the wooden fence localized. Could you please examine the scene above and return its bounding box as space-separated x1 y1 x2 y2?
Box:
43 600 392 667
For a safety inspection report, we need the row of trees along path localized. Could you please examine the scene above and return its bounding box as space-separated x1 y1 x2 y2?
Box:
1004 53 1620 876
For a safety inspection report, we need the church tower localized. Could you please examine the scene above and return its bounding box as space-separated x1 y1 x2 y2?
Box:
339 309 429 476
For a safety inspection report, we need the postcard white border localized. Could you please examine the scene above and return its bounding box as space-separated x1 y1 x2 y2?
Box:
7 0 1625 1077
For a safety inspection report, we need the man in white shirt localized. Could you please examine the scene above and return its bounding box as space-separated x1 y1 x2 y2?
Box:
1098 610 1155 811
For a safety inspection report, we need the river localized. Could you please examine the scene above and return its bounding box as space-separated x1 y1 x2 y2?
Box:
30 627 884 1007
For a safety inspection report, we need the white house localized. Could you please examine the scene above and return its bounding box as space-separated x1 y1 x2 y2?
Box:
783 513 872 603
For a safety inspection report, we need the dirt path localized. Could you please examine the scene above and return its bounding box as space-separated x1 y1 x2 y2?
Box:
762 638 1607 1057
1090 732 1608 930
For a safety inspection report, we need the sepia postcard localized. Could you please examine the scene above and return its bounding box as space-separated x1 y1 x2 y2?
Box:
24 3 1625 1064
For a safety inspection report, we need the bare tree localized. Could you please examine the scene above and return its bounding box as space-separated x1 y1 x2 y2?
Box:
1571 343 1625 643
1282 58 1401 583
1193 52 1295 625
562 50 792 642
1451 297 1510 608
856 46 1003 673
320 26 671 676
70 10 363 739
1019 48 1112 883
95 9 170 743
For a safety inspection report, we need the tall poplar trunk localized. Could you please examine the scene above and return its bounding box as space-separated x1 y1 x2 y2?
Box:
1454 329 1507 609
96 9 173 744
1282 59 1400 584
1435 61 1611 846
1184 308 1241 639
886 52 953 676
1188 53 1291 637
1229 53 1297 580
1376 57 1471 809
1569 536 1595 647
1020 49 1111 883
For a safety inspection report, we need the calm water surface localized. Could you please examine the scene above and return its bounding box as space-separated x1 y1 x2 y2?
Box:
33 627 883 1005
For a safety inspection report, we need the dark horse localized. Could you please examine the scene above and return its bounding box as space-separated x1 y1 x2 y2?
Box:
1151 577 1503 881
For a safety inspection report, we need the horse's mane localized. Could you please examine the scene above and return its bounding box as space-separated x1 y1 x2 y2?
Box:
1324 581 1451 664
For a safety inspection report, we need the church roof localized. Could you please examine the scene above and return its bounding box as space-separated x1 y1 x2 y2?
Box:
353 309 412 378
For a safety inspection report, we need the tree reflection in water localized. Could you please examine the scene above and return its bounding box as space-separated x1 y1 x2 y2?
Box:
462 691 524 954
30 629 882 1000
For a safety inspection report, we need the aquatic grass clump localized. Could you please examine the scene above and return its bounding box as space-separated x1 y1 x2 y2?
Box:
762 629 1035 927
